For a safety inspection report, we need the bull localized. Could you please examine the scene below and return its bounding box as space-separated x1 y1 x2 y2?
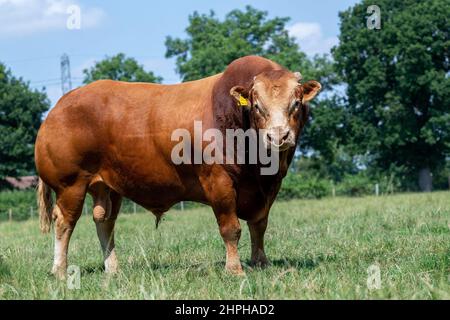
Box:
35 55 321 277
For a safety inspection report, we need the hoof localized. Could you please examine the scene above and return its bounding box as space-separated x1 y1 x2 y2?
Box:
51 265 67 280
250 251 270 268
250 258 270 268
225 264 246 276
104 251 119 274
104 264 118 275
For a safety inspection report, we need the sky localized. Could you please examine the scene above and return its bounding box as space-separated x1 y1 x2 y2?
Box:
0 0 359 106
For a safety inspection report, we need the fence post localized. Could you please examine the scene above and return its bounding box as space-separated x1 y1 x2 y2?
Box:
9 208 12 222
331 181 336 197
375 183 379 196
388 174 395 195
30 206 33 218
180 201 185 211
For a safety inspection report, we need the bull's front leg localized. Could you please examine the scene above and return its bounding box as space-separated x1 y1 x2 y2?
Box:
216 210 243 275
200 167 244 276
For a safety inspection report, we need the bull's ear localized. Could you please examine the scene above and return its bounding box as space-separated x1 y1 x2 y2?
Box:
301 81 322 103
230 86 250 107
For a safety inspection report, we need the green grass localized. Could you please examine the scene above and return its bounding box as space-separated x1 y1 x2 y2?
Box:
0 192 449 299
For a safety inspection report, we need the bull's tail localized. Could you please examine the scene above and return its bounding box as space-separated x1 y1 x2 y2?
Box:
37 178 53 233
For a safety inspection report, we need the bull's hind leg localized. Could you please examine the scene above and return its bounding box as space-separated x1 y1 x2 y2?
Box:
248 217 269 267
52 181 88 279
91 185 122 274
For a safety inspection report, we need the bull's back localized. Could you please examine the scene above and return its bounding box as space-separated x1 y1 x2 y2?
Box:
35 77 219 206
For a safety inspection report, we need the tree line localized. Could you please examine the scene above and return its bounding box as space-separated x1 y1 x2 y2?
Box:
1 0 449 192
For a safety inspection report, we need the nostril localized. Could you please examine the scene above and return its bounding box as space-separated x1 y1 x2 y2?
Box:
281 131 289 142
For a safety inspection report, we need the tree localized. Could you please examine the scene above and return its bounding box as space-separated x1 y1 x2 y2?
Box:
83 53 163 84
0 63 50 182
165 6 336 89
333 0 450 191
297 95 356 182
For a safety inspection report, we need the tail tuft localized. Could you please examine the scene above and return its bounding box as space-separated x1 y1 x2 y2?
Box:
37 178 53 233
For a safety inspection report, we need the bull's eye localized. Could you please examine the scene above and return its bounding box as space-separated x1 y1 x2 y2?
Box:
290 101 301 114
253 102 267 117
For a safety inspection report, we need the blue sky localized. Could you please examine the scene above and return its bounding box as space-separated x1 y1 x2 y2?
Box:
0 0 358 106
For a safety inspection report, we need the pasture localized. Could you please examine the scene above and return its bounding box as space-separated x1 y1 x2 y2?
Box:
0 192 449 299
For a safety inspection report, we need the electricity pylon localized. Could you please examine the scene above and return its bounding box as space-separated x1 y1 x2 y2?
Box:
61 54 72 95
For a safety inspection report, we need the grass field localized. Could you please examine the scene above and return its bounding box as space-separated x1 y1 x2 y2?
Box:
0 191 449 299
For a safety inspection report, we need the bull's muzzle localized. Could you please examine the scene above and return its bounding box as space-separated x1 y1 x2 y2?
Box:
264 126 294 151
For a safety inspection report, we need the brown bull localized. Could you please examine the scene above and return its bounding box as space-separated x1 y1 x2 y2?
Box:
35 55 321 278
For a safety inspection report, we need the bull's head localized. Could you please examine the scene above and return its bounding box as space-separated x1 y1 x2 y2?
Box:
230 70 321 151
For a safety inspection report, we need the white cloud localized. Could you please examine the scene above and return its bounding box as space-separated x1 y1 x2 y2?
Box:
287 22 338 56
0 0 105 37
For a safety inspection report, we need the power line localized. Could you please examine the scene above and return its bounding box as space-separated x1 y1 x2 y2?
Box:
2 55 61 64
4 53 180 90
29 78 60 84
29 76 83 85
3 53 167 64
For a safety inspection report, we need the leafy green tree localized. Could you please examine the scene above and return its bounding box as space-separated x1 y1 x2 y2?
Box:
298 95 356 182
333 0 450 191
83 53 163 84
165 6 336 89
0 63 50 182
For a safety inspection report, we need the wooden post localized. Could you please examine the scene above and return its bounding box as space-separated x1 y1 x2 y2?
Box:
331 181 336 197
30 206 33 218
386 173 395 195
375 183 379 196
180 201 185 211
8 209 12 222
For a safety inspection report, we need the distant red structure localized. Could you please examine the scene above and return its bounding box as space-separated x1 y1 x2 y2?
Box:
4 176 38 190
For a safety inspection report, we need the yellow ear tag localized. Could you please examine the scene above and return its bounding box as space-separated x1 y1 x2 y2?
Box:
238 95 249 107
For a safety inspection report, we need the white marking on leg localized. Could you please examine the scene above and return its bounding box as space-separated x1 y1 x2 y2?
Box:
104 248 118 273
52 231 64 274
